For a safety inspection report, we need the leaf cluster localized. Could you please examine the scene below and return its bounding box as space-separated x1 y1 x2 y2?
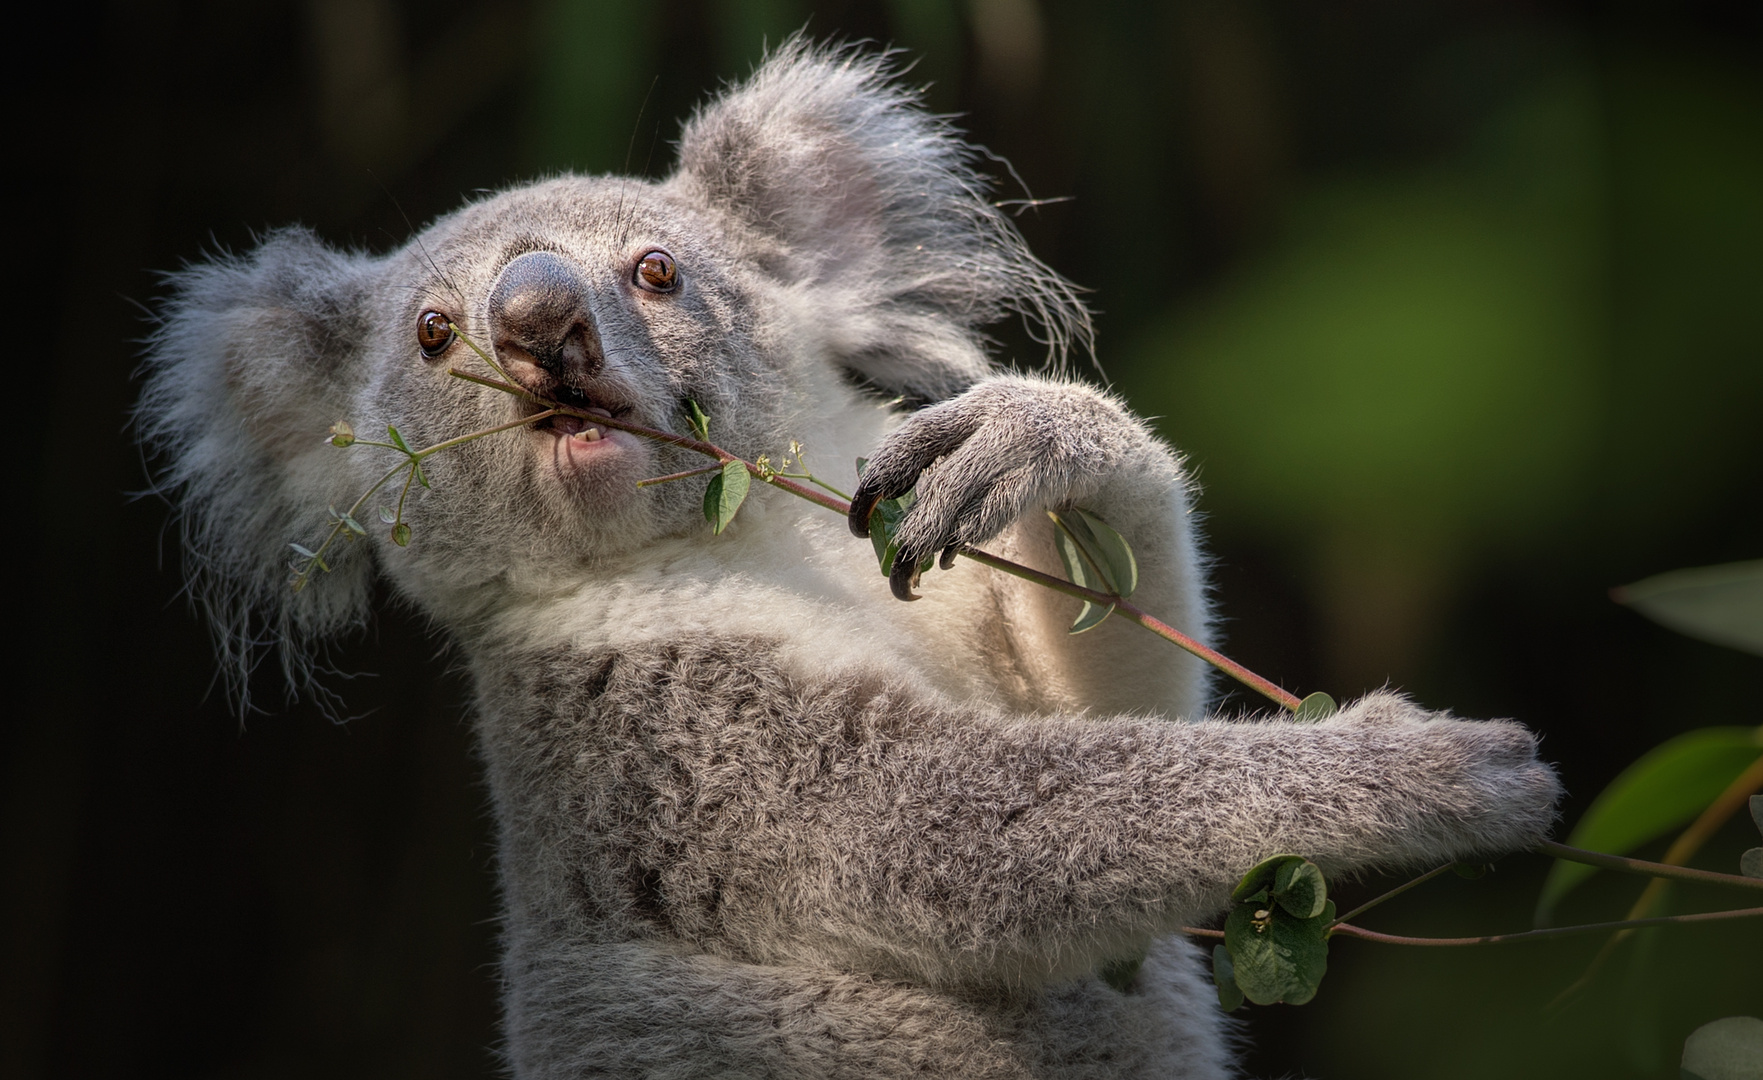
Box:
1212 855 1335 1009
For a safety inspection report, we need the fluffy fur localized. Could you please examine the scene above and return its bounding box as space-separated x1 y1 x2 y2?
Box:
137 41 1560 1079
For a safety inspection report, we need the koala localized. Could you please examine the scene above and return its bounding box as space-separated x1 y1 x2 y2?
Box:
137 41 1560 1080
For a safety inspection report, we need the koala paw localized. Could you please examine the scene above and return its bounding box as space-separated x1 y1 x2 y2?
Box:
1323 691 1563 859
848 377 1140 600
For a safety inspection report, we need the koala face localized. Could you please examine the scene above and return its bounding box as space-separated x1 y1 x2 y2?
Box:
353 178 798 615
139 38 1087 702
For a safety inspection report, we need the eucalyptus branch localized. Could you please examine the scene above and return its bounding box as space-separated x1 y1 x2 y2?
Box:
289 456 418 592
444 367 1305 711
289 408 557 589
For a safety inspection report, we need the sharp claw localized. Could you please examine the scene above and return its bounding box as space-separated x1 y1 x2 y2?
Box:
848 490 881 537
939 544 958 571
889 558 921 601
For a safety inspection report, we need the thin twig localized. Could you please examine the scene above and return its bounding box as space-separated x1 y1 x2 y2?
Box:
1535 840 1763 892
1330 863 1457 928
956 547 1304 710
1327 906 1763 947
1545 751 1763 1009
638 463 725 488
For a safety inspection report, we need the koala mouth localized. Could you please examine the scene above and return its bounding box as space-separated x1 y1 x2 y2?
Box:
523 384 634 445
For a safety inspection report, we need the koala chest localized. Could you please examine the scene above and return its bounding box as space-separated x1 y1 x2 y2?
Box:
472 632 951 951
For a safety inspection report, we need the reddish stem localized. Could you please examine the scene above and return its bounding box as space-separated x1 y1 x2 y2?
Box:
450 367 1306 711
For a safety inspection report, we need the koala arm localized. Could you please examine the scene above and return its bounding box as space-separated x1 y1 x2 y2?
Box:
512 642 1560 989
849 374 1213 718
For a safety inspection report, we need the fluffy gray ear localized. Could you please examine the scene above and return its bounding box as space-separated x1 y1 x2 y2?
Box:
671 39 1092 403
136 227 378 710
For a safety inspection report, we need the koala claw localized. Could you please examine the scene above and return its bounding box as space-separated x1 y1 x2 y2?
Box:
847 490 882 538
889 559 922 601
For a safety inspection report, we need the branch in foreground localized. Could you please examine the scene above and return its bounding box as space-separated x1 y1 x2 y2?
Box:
448 367 1304 711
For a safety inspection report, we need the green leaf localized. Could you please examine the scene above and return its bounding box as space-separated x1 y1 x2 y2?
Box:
702 459 750 535
1048 510 1138 596
386 425 413 455
1232 854 1303 903
1050 515 1115 633
1050 514 1097 588
865 489 915 576
1224 897 1335 1006
1272 858 1328 919
686 398 711 441
334 509 366 537
392 522 411 547
289 543 318 558
1211 945 1244 1011
1536 725 1763 924
1294 692 1337 721
412 462 430 489
1069 601 1116 634
329 420 355 447
1051 508 1139 598
378 506 397 524
1614 560 1763 656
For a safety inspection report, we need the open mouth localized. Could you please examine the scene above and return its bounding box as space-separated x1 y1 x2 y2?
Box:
522 383 635 445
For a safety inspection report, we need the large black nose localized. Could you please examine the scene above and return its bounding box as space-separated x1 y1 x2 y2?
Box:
487 251 603 378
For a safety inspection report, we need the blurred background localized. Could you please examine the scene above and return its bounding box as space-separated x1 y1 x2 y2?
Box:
5 1 1760 1077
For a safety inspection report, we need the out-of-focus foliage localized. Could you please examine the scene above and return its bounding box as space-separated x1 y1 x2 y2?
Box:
1125 73 1605 556
1120 53 1761 574
1616 561 1763 656
1536 726 1763 923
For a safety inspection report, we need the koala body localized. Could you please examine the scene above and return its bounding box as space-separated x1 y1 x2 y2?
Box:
139 43 1560 1079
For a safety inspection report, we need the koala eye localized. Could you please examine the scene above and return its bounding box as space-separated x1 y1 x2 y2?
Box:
417 309 455 357
634 250 678 293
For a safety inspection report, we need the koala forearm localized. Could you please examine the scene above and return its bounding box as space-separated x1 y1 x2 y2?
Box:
479 640 1558 988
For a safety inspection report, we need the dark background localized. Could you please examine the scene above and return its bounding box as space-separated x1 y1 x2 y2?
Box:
6 1 1760 1077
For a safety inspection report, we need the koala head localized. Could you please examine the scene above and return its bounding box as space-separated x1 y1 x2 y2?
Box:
136 39 1089 705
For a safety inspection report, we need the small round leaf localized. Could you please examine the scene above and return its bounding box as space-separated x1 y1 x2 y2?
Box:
703 460 751 535
1271 858 1328 919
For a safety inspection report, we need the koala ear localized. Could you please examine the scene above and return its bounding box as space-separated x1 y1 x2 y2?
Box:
136 227 378 710
671 38 1092 403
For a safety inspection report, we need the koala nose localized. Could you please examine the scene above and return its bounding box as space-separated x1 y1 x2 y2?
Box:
487 251 604 379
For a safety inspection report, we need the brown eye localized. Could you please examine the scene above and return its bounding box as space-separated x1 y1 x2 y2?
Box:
417 310 454 357
634 250 677 292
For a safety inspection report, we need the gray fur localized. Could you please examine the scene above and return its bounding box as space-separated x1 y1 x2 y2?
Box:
137 40 1560 1078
